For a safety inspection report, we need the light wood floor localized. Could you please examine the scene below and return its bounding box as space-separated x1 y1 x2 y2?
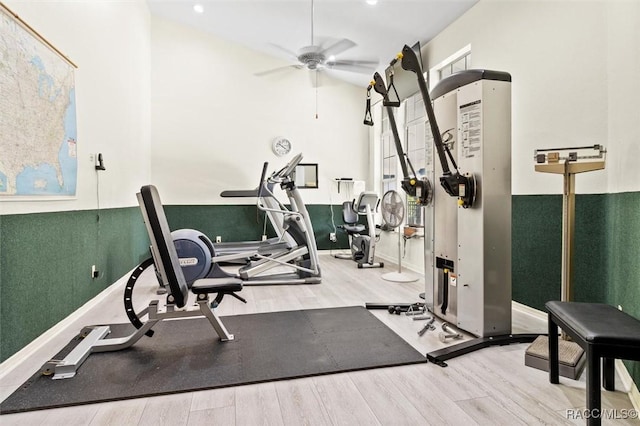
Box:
0 254 637 425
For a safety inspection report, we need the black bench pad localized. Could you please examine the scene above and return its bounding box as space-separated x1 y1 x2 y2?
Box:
191 278 243 295
546 301 640 347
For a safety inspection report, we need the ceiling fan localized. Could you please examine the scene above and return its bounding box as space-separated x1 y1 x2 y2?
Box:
256 0 378 83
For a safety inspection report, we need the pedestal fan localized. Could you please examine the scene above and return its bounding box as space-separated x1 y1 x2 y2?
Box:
380 190 419 283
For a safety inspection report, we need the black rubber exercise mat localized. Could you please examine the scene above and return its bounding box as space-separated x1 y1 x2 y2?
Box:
1 306 425 414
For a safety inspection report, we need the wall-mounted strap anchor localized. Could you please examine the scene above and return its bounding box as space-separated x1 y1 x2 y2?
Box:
95 153 106 171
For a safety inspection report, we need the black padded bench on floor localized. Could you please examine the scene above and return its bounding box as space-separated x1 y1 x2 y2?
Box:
546 301 640 425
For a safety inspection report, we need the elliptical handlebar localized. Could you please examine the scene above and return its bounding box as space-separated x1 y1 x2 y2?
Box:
273 152 304 181
256 162 270 200
256 153 305 217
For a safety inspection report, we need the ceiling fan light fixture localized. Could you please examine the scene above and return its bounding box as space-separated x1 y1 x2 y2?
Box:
193 3 204 14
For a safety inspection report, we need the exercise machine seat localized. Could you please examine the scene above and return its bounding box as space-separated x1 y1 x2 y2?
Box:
340 201 365 234
191 278 243 295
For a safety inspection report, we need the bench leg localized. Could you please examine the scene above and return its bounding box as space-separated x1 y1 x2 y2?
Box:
586 348 601 426
548 315 560 384
603 357 615 391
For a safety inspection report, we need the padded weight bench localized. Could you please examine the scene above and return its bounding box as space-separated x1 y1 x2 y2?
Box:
44 185 243 379
546 301 640 425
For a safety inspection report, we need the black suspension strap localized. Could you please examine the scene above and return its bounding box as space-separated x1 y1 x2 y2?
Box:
363 85 374 126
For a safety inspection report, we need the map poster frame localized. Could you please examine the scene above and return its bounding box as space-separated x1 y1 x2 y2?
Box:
0 2 79 201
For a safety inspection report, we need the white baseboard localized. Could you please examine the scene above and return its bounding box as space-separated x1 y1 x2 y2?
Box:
632 381 640 412
616 359 640 412
512 302 640 409
512 300 547 322
0 270 131 382
370 252 424 275
318 249 425 275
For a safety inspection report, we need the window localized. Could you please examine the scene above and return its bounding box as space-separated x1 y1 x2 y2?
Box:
404 93 427 227
439 52 471 80
381 108 397 196
429 45 471 89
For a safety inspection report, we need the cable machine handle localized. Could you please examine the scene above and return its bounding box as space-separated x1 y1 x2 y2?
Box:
363 85 374 126
371 73 410 180
383 72 401 107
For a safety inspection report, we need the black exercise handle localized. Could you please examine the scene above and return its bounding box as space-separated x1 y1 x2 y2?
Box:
256 162 270 200
441 268 449 316
363 85 374 126
383 73 401 107
372 72 410 181
400 44 452 176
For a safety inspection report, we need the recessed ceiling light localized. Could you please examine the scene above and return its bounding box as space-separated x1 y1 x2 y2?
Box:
366 0 378 5
193 3 204 14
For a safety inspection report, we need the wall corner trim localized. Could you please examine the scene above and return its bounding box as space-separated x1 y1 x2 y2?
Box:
616 359 640 412
512 301 547 322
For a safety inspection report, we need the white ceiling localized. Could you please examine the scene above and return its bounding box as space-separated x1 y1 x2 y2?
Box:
147 0 478 87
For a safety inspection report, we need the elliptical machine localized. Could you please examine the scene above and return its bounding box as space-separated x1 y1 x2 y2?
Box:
335 192 384 269
143 154 321 291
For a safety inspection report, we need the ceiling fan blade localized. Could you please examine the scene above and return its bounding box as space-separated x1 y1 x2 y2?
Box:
326 61 378 74
267 43 300 61
331 59 379 67
254 64 303 77
320 38 356 58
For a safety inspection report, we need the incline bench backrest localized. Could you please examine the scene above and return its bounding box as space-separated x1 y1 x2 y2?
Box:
138 185 189 308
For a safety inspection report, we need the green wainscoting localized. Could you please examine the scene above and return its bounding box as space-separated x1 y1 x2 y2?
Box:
0 207 149 362
604 192 640 382
164 204 350 251
512 194 611 309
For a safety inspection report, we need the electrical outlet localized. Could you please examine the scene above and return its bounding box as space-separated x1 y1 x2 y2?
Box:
91 265 99 279
329 232 337 242
262 234 267 241
216 236 222 243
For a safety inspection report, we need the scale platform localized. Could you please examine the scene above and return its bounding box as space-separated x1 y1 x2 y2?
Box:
525 335 586 379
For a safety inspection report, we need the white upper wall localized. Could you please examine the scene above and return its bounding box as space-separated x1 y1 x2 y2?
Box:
605 0 640 193
422 0 640 195
150 17 369 205
0 0 151 215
